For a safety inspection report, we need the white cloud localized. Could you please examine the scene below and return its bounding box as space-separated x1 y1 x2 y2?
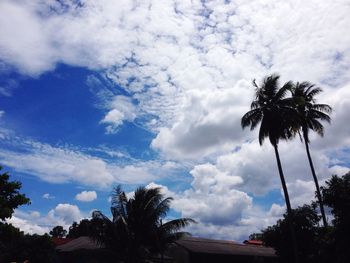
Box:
100 95 138 133
30 211 41 218
75 190 97 202
42 193 55 199
1 0 350 241
7 215 49 235
0 134 183 188
49 203 82 225
6 204 84 235
147 182 285 241
1 0 349 150
0 142 115 188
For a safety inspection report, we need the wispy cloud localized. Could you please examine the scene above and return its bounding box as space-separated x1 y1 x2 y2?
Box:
42 193 55 199
0 133 184 188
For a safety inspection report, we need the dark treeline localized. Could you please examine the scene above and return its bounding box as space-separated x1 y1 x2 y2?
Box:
250 172 350 263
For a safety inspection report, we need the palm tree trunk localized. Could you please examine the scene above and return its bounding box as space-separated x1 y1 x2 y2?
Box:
304 141 328 227
273 144 299 263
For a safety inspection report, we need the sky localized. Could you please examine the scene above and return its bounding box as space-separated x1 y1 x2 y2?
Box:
0 0 350 241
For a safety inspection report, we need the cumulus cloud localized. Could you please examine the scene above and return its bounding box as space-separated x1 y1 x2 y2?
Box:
7 204 84 235
49 203 82 225
75 190 97 202
147 182 285 241
7 215 49 235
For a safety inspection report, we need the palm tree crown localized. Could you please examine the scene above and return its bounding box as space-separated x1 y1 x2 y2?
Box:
291 82 332 143
241 74 297 146
91 185 194 263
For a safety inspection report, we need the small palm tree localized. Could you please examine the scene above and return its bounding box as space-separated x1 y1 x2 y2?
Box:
91 185 194 263
241 74 299 263
291 82 332 227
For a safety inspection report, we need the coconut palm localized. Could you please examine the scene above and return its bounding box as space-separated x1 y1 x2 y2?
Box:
291 82 332 227
91 185 194 263
241 74 299 263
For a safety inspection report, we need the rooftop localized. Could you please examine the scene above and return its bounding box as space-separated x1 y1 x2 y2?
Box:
176 237 276 257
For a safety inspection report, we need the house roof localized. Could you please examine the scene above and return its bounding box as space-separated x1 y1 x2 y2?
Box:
243 240 263 246
52 237 74 246
56 236 103 252
175 237 276 258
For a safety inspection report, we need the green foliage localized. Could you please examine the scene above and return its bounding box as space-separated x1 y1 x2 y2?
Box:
0 166 30 220
91 185 195 263
49 225 67 238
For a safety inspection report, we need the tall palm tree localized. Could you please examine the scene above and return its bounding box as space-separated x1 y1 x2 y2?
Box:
291 82 332 227
91 185 194 263
241 74 299 263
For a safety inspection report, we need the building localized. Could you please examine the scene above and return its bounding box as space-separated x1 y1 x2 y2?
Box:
167 237 278 263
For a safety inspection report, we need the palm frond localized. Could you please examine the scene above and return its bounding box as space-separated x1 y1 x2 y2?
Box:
111 185 128 221
275 81 293 101
241 109 262 130
306 86 322 99
312 104 332 114
309 119 324 136
250 100 260 110
151 197 173 220
263 74 280 97
258 117 269 145
160 218 196 234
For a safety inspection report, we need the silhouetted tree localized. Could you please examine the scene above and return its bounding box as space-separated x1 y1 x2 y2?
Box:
91 185 194 263
67 219 93 238
321 172 350 262
0 223 56 263
254 204 332 263
291 82 332 227
50 225 67 238
241 74 299 263
0 166 30 220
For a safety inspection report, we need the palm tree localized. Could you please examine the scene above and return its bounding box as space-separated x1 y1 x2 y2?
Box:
291 82 332 227
91 185 194 263
241 74 299 263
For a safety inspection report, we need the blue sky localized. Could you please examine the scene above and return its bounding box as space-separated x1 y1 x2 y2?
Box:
0 0 350 241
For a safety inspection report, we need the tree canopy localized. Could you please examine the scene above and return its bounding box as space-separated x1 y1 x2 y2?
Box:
251 171 350 263
49 225 67 238
0 166 30 220
91 185 195 263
